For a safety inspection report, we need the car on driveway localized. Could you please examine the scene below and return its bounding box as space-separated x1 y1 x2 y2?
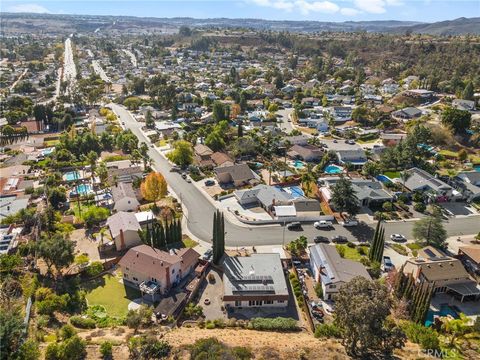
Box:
287 222 302 230
314 220 333 229
383 256 395 272
314 236 330 244
390 234 407 242
202 248 213 261
204 180 215 186
170 166 181 173
339 219 358 227
331 235 348 243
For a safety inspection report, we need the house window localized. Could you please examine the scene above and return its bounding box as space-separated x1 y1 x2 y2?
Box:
277 300 284 303
172 269 175 274
235 300 241 306
248 300 255 306
133 277 138 281
329 285 336 289
255 300 263 306
264 300 273 305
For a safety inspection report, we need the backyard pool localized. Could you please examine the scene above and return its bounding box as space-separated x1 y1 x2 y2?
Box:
425 304 459 327
72 184 93 196
474 165 480 173
376 174 393 184
64 171 81 182
277 185 305 198
324 164 343 174
293 160 305 169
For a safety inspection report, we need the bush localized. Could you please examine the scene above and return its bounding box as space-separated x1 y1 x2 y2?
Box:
314 323 342 338
414 202 426 213
391 244 408 256
357 246 367 256
401 321 440 351
336 245 345 258
346 241 356 248
100 341 113 359
86 261 104 277
205 321 216 329
382 202 394 212
70 316 96 329
314 282 323 299
249 317 298 331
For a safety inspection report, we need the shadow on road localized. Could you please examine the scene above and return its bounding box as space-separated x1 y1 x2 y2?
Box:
344 222 374 243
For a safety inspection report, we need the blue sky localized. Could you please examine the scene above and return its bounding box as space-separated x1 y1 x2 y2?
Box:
2 1 479 22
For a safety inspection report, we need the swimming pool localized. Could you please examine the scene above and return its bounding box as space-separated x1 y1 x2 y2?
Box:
474 165 480 173
324 165 343 174
72 184 92 196
65 171 80 182
293 160 305 169
277 185 305 198
425 304 459 327
376 174 392 184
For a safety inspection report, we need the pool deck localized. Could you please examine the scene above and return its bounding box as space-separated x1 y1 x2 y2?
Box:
431 293 480 320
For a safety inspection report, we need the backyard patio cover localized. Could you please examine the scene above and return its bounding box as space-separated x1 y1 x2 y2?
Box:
447 281 480 301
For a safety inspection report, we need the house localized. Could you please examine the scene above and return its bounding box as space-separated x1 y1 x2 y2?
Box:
194 144 214 168
106 160 144 184
403 167 453 201
111 182 140 212
211 152 234 167
106 211 153 251
455 171 480 201
330 106 352 122
287 144 323 162
119 245 199 298
336 149 367 167
0 195 29 221
301 97 320 107
214 164 258 187
380 132 407 146
392 107 422 121
222 254 289 309
405 89 435 101
458 246 480 275
234 184 293 212
403 246 480 302
452 99 476 111
285 135 310 146
309 244 371 301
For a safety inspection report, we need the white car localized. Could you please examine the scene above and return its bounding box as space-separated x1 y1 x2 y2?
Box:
314 220 333 229
340 219 358 227
390 234 407 242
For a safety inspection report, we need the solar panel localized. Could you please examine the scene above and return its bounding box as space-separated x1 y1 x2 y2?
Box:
232 285 276 294
233 275 273 283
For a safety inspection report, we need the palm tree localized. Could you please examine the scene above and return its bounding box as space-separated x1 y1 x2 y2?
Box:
442 313 470 347
301 164 316 197
399 170 412 190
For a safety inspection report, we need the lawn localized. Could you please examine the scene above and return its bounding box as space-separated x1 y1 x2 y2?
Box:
390 244 408 256
335 245 369 261
82 272 141 318
439 149 459 159
44 139 60 147
384 171 401 179
182 236 198 248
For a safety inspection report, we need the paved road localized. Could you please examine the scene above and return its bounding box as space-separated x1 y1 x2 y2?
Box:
111 104 480 247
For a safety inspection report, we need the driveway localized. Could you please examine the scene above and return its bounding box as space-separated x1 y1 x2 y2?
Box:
440 202 475 216
196 269 225 320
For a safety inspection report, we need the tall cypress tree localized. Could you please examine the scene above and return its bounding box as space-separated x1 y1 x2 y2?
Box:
177 219 182 243
369 220 381 262
212 210 219 264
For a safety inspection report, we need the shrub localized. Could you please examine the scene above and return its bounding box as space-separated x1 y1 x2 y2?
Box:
314 282 323 298
70 316 96 329
401 321 440 351
336 245 345 258
249 317 298 331
205 321 216 329
382 202 394 212
346 241 356 248
86 261 104 277
414 202 426 213
391 244 408 256
357 246 366 256
100 341 113 359
314 323 342 338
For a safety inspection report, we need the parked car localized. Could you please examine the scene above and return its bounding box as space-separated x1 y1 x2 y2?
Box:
390 234 407 242
170 166 181 173
186 178 192 183
314 236 330 244
181 173 187 179
383 256 395 272
287 222 302 230
202 248 213 261
340 219 358 227
204 180 215 186
314 220 333 229
331 235 348 243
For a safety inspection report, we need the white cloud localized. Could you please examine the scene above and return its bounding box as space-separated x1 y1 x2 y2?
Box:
353 0 387 14
340 7 362 16
7 3 50 14
250 0 340 15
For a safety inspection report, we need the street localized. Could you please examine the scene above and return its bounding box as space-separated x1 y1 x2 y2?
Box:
111 103 480 247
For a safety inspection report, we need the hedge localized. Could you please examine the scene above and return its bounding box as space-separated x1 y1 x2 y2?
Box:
70 316 96 329
249 317 298 331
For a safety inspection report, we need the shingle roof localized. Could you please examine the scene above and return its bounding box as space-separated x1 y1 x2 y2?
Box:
215 164 255 182
106 211 141 238
111 182 138 202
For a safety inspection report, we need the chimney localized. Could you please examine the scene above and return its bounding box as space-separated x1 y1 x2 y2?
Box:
120 229 126 250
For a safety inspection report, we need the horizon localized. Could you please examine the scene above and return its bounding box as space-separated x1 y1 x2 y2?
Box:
2 1 479 23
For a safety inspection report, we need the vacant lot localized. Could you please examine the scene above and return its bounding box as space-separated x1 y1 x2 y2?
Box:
82 272 140 318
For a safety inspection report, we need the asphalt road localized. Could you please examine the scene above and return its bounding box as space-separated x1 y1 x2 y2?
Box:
111 104 480 247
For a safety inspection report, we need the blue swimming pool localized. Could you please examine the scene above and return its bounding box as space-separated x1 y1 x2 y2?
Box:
425 304 459 327
72 184 92 196
474 165 480 173
65 171 80 182
277 185 305 199
377 174 392 184
324 165 343 174
293 160 305 169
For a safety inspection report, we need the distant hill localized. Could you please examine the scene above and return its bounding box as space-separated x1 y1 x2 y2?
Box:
392 17 480 35
1 13 479 36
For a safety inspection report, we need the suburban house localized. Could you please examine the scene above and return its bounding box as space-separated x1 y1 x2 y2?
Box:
194 144 214 168
309 244 371 301
285 135 310 146
106 161 144 184
330 106 352 122
458 246 480 275
106 211 153 251
214 164 259 187
235 184 293 212
336 149 368 167
403 167 454 201
380 132 407 146
211 152 234 167
403 246 480 302
452 99 476 111
455 171 480 201
111 182 140 212
392 107 422 121
119 245 199 299
222 253 289 309
288 144 323 162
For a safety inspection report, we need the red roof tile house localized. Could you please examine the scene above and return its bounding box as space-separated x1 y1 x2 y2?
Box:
119 245 200 298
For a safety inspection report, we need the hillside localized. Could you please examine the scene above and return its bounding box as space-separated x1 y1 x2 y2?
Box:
394 17 480 35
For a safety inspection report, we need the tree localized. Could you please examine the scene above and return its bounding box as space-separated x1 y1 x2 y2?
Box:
368 220 385 264
48 187 67 210
123 96 142 111
36 234 75 276
141 172 167 204
441 107 471 134
15 339 40 360
212 210 225 265
0 253 22 274
167 140 193 167
442 313 470 347
334 277 406 357
82 206 110 229
205 132 225 151
361 161 380 178
0 307 24 358
212 101 227 122
330 176 359 216
462 81 474 100
128 335 171 359
412 214 447 248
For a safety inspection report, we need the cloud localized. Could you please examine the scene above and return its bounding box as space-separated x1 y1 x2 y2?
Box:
250 0 340 15
353 0 387 14
7 3 50 13
340 7 362 16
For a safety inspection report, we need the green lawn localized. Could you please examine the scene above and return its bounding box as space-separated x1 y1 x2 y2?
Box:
182 237 198 248
383 171 401 179
336 245 369 261
438 150 459 159
82 273 141 318
44 140 60 147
